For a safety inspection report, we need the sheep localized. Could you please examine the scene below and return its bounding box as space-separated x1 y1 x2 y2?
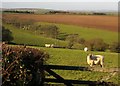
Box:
87 54 104 68
84 47 88 52
45 44 51 48
50 44 54 48
45 44 54 48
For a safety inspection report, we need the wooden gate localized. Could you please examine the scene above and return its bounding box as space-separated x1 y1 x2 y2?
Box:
43 65 115 86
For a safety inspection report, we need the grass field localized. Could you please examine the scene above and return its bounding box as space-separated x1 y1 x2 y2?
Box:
4 22 118 48
37 22 118 44
31 46 119 84
37 47 118 68
5 22 118 47
4 24 67 47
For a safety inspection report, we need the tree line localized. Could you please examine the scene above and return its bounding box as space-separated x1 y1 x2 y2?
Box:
3 10 34 14
46 11 107 15
3 10 108 15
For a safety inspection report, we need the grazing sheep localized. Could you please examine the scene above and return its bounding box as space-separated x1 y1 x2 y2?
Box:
84 47 88 52
87 54 104 68
50 44 54 48
45 44 54 48
45 44 51 48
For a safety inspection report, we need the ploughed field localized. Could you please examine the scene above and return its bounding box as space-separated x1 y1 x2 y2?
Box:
3 14 118 32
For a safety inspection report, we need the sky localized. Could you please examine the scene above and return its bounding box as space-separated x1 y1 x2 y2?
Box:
2 0 119 2
1 0 119 12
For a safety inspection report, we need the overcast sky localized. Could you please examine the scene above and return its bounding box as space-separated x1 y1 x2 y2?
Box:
1 1 119 11
2 0 119 2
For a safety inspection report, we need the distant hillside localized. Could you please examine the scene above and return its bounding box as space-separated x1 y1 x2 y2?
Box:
2 8 52 14
2 8 117 15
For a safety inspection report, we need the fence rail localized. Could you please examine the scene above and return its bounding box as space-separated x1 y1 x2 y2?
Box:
43 65 117 86
43 65 89 71
44 78 103 85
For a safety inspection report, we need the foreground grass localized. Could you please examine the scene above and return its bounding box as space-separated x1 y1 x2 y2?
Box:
31 46 119 84
37 47 118 68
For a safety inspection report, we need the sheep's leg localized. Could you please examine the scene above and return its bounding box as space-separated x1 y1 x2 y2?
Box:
101 64 104 68
100 63 104 68
100 61 104 68
90 63 93 67
100 64 102 67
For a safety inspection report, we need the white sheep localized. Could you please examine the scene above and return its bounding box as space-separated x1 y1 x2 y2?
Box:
50 44 54 48
84 47 88 52
45 44 54 48
45 44 51 48
87 54 104 68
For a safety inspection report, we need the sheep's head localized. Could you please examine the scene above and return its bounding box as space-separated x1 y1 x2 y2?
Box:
88 54 93 59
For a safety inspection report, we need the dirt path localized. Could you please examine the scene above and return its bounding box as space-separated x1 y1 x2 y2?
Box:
101 72 117 81
88 67 119 82
88 67 119 72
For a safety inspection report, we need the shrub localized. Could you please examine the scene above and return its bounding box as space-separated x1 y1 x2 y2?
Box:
2 44 49 86
77 38 86 44
57 33 69 41
2 26 14 42
85 38 108 51
38 25 59 39
66 34 79 49
110 42 120 53
72 43 83 50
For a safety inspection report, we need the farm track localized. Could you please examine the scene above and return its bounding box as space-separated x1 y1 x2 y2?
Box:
89 67 119 73
88 67 119 81
3 14 118 32
101 72 117 81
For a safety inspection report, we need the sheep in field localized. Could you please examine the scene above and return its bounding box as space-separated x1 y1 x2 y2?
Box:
84 47 88 52
50 44 54 48
87 54 104 68
45 44 51 48
45 44 54 48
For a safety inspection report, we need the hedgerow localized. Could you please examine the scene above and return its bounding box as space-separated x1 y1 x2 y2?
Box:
2 44 49 86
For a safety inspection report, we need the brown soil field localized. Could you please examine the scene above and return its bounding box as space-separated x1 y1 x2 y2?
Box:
3 14 118 32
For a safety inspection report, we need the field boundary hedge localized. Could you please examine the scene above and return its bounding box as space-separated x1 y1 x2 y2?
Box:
2 44 49 86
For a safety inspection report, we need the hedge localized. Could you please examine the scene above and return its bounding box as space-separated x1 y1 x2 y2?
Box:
2 44 49 86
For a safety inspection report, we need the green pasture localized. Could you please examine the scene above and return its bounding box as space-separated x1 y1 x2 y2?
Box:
32 46 119 84
37 22 118 44
37 47 118 68
4 24 67 47
4 21 118 47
